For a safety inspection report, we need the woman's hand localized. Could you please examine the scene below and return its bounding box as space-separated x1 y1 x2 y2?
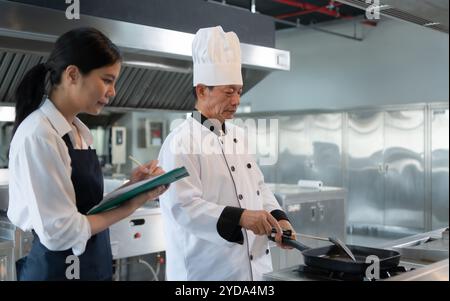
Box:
90 184 169 235
128 160 165 185
123 184 169 213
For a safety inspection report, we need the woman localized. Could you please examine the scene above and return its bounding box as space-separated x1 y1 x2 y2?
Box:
7 27 167 281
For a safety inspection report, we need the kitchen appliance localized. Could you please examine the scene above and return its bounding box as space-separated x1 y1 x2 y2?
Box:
0 238 14 281
0 1 290 111
264 228 449 281
270 234 400 274
109 205 165 260
0 169 8 211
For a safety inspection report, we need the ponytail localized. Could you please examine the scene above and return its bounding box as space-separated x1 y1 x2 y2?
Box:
12 63 49 136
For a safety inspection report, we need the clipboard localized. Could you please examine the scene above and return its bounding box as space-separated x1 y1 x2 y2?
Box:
87 167 189 215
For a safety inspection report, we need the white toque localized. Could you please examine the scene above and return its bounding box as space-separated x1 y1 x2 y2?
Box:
192 26 243 87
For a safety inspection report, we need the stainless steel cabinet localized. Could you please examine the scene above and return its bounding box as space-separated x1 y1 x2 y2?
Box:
278 114 343 186
347 111 385 226
384 110 425 230
347 109 426 232
0 239 14 281
267 184 347 270
431 109 449 230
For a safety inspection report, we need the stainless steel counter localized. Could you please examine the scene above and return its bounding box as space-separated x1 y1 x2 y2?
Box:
267 184 347 205
385 259 448 281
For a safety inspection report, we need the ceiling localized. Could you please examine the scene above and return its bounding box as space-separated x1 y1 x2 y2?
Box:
210 0 449 33
211 0 365 29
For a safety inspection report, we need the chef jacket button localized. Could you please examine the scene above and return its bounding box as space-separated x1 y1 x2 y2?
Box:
238 194 243 200
266 249 270 255
250 255 254 261
256 190 260 196
247 163 252 169
210 126 215 131
234 138 238 143
231 166 235 172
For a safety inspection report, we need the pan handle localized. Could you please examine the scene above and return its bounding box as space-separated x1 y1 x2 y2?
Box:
282 236 311 251
268 234 311 251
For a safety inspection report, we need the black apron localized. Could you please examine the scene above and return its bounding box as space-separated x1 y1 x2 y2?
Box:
17 134 112 281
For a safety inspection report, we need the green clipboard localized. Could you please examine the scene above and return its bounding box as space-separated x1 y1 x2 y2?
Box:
87 167 189 215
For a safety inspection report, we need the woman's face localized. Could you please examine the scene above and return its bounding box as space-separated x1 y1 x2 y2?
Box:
76 62 121 115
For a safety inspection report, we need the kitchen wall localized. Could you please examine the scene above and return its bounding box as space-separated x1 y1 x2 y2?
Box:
243 18 449 111
238 104 449 234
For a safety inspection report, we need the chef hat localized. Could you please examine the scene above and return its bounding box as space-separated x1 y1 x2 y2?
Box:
192 26 243 87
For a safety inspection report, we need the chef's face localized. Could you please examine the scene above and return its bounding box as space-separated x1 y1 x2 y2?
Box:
70 62 121 115
196 84 243 123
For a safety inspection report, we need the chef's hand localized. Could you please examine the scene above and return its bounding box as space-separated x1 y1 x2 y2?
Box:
239 210 283 238
277 220 296 250
128 160 165 185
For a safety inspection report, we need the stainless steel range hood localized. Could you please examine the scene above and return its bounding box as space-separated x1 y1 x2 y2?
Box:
0 0 290 111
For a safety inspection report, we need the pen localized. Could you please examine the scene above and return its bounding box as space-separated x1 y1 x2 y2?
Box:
129 155 160 177
128 155 144 167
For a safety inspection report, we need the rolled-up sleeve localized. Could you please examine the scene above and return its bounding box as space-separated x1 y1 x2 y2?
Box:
10 136 91 256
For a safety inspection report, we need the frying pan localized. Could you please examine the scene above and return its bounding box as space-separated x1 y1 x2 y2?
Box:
270 234 401 274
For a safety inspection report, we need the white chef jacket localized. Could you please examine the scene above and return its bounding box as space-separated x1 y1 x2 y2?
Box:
8 99 92 256
158 115 284 281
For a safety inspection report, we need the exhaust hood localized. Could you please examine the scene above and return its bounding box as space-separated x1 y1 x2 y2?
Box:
0 0 290 111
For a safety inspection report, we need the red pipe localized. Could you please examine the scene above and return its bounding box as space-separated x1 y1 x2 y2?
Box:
273 0 350 19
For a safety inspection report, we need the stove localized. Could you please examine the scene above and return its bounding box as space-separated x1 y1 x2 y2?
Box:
264 260 425 281
295 264 412 281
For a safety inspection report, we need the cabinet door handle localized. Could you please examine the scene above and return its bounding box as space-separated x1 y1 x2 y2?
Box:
319 205 325 220
377 164 384 174
311 206 316 221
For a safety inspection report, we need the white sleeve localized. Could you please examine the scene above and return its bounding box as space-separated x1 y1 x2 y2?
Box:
11 136 91 256
158 136 234 246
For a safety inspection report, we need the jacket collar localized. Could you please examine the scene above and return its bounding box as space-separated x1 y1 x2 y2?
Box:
40 98 93 146
191 109 226 136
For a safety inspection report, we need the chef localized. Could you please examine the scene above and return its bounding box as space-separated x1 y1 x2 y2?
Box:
158 26 295 281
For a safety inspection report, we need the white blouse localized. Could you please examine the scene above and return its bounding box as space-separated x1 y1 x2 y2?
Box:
8 99 94 256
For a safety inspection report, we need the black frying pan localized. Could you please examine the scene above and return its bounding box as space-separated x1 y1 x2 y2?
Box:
271 235 401 274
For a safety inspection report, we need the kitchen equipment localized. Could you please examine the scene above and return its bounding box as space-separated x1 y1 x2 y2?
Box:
267 184 347 270
0 185 7 213
265 228 449 281
109 205 165 260
272 229 356 262
0 169 8 212
0 1 290 111
0 238 14 281
297 180 323 189
270 234 401 274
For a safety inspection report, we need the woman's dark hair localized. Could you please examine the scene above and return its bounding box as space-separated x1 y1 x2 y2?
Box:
12 27 122 136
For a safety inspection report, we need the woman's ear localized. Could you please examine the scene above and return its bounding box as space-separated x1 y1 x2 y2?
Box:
64 65 81 84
